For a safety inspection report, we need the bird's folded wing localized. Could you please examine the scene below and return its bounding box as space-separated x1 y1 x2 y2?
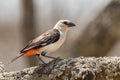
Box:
20 29 60 53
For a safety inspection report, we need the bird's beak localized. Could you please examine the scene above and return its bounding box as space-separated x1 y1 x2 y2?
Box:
68 22 76 27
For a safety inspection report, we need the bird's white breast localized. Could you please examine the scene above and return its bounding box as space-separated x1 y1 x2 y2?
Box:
41 31 66 54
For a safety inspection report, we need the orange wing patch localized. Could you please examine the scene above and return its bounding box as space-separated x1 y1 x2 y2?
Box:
23 48 40 56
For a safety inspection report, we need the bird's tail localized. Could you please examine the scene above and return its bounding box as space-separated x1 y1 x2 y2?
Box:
10 54 23 63
10 49 40 63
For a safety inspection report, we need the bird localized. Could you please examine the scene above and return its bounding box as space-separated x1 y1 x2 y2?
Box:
11 20 76 64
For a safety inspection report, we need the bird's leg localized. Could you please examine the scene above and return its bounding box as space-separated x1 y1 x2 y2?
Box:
36 54 46 64
41 52 58 59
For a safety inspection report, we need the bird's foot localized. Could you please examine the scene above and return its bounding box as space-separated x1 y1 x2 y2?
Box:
38 62 47 67
53 57 62 60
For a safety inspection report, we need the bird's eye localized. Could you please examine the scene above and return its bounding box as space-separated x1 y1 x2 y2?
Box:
63 21 68 25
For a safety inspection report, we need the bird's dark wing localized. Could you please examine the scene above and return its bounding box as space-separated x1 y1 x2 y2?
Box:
20 29 60 53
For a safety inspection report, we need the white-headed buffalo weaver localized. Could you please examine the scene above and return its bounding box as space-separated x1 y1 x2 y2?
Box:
11 20 76 64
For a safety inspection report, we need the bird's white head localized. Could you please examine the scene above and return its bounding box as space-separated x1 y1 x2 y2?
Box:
54 20 76 32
